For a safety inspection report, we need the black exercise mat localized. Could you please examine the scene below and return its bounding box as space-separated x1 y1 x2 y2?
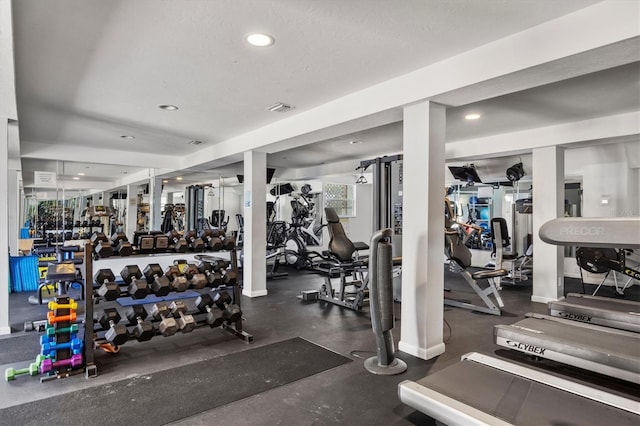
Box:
0 334 40 365
0 337 352 425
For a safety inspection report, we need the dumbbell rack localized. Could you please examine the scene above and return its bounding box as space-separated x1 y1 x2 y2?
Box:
82 243 252 378
41 295 84 382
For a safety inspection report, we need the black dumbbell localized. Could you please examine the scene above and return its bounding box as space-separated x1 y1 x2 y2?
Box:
120 265 149 299
143 264 171 296
195 294 224 327
94 269 120 301
213 291 242 323
149 303 177 337
221 269 238 286
164 265 189 292
125 305 154 342
210 259 231 272
212 229 236 251
196 262 224 287
166 230 188 253
185 230 205 251
153 234 170 252
137 234 155 253
99 308 129 346
168 301 196 333
182 263 208 289
91 232 113 258
199 229 223 251
111 232 133 256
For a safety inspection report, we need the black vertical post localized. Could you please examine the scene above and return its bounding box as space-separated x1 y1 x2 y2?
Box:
84 243 97 377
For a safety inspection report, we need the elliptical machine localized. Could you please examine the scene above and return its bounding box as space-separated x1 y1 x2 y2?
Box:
284 184 323 269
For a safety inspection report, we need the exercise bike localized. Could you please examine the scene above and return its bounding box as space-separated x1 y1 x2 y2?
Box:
577 246 639 296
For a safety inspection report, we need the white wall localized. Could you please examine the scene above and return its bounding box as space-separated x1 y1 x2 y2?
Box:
203 186 242 233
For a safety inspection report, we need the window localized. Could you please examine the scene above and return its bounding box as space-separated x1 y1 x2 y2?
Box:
323 183 356 217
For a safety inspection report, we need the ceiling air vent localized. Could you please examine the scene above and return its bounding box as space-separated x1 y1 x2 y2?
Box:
188 140 204 145
265 102 294 113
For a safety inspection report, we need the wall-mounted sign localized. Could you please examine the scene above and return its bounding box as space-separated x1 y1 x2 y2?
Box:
34 171 57 188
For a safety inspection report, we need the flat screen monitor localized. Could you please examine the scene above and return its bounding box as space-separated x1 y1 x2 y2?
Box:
237 168 276 184
448 166 482 184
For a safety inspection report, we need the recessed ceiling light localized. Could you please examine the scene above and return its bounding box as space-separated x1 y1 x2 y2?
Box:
163 180 169 183
265 102 294 113
245 33 275 47
158 104 179 111
120 135 135 139
349 140 362 145
465 113 481 120
77 172 85 176
176 177 183 181
72 177 80 180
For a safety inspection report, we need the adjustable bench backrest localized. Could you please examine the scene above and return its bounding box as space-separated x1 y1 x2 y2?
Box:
325 207 356 262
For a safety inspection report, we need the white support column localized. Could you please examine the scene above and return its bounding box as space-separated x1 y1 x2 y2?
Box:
531 146 565 303
149 176 163 231
8 168 19 255
242 150 267 297
0 117 11 334
92 193 100 205
126 184 138 240
399 101 446 360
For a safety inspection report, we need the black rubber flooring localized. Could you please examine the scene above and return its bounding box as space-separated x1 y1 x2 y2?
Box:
0 337 351 426
0 334 40 365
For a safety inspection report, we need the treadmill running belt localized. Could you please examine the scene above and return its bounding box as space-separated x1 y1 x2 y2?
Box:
412 358 639 425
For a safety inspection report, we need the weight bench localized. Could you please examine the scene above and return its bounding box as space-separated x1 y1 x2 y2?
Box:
444 197 506 315
302 208 371 310
29 261 85 305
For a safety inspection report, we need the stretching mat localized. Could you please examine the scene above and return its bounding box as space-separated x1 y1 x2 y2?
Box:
0 337 352 425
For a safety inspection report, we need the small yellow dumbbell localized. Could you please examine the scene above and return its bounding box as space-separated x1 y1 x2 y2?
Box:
48 300 78 311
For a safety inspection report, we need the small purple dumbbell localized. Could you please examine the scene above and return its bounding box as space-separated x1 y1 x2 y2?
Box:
40 354 83 374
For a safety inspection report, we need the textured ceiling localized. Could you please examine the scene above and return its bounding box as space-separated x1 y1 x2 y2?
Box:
8 0 638 193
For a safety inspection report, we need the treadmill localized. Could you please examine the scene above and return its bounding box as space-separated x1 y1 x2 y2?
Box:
399 352 640 425
494 313 640 383
399 217 640 424
548 292 640 332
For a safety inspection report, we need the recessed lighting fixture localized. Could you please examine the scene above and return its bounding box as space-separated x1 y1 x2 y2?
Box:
72 177 80 180
120 135 135 139
188 140 204 145
77 172 85 176
349 140 362 145
176 177 183 181
163 180 169 184
265 102 294 113
245 32 275 47
465 113 481 120
158 104 179 111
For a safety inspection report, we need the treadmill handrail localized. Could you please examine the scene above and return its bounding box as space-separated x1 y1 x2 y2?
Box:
539 217 640 249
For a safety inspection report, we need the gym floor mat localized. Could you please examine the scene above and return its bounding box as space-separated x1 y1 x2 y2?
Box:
0 334 41 365
0 337 352 425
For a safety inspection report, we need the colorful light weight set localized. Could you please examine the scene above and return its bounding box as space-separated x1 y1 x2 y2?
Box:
5 296 84 382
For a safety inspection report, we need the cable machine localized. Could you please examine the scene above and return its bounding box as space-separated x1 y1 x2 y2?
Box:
358 154 403 301
185 185 205 233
